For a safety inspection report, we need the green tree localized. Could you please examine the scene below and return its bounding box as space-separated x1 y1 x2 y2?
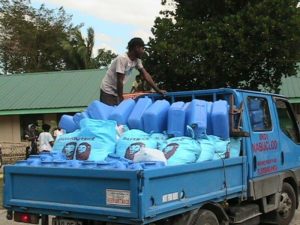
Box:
0 0 77 74
94 48 117 68
0 0 117 74
62 27 92 70
145 0 300 92
62 27 117 70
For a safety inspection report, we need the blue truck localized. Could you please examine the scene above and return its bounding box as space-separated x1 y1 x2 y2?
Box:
3 88 300 225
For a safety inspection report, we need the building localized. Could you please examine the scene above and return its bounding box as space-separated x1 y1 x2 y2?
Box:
279 73 300 121
0 69 136 149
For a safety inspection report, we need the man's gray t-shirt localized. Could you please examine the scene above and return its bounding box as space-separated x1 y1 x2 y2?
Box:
101 53 143 96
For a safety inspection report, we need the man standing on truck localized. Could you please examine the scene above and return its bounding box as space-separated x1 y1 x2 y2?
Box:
100 37 165 106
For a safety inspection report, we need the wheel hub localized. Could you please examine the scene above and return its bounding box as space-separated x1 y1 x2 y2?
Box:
278 192 292 218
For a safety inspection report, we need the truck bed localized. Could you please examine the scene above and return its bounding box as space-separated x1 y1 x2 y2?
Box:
3 157 247 224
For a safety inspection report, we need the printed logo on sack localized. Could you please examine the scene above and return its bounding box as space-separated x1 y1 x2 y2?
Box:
125 142 145 160
62 142 77 160
162 143 179 159
75 142 91 160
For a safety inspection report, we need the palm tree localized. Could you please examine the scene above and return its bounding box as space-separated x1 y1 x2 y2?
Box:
62 27 94 69
62 27 116 70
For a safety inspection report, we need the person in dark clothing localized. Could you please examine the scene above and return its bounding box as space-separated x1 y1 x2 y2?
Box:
24 124 38 155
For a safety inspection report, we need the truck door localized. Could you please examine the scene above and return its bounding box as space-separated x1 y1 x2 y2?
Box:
245 94 281 178
273 98 300 169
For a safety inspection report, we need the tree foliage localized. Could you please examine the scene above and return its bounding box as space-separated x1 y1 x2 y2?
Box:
62 27 116 70
145 0 300 92
0 0 116 74
95 48 117 68
0 0 74 73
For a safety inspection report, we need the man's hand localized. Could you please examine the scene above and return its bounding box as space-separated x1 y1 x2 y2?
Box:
158 89 167 96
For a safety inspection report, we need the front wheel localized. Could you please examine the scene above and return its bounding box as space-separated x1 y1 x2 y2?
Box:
276 182 296 225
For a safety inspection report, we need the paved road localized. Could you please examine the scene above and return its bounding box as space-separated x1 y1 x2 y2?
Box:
0 207 299 225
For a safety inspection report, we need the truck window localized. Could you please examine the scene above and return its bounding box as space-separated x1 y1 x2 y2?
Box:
275 99 300 143
247 97 272 131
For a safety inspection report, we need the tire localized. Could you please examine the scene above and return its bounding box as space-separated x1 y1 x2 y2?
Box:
157 209 219 225
275 182 296 225
194 209 219 225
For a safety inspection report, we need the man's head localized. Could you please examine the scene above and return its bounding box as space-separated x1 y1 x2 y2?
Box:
28 124 36 131
127 37 145 58
42 124 51 132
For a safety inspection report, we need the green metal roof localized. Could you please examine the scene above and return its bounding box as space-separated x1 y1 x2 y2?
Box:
0 69 136 115
0 65 298 116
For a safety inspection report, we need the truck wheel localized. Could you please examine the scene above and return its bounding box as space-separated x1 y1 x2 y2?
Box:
276 182 296 225
195 209 219 225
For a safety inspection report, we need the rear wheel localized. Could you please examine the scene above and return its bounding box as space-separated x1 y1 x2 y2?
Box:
156 209 219 225
195 209 219 225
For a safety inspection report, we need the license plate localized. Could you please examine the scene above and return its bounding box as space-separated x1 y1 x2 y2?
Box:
53 218 83 225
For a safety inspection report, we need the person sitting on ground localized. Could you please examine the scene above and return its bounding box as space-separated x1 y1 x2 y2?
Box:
38 124 54 153
100 37 165 106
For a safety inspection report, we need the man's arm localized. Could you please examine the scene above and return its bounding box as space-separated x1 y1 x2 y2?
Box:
117 72 125 102
26 133 36 142
139 68 165 95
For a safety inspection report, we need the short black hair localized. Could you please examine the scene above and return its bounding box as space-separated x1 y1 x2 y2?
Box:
127 37 145 51
42 124 51 132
